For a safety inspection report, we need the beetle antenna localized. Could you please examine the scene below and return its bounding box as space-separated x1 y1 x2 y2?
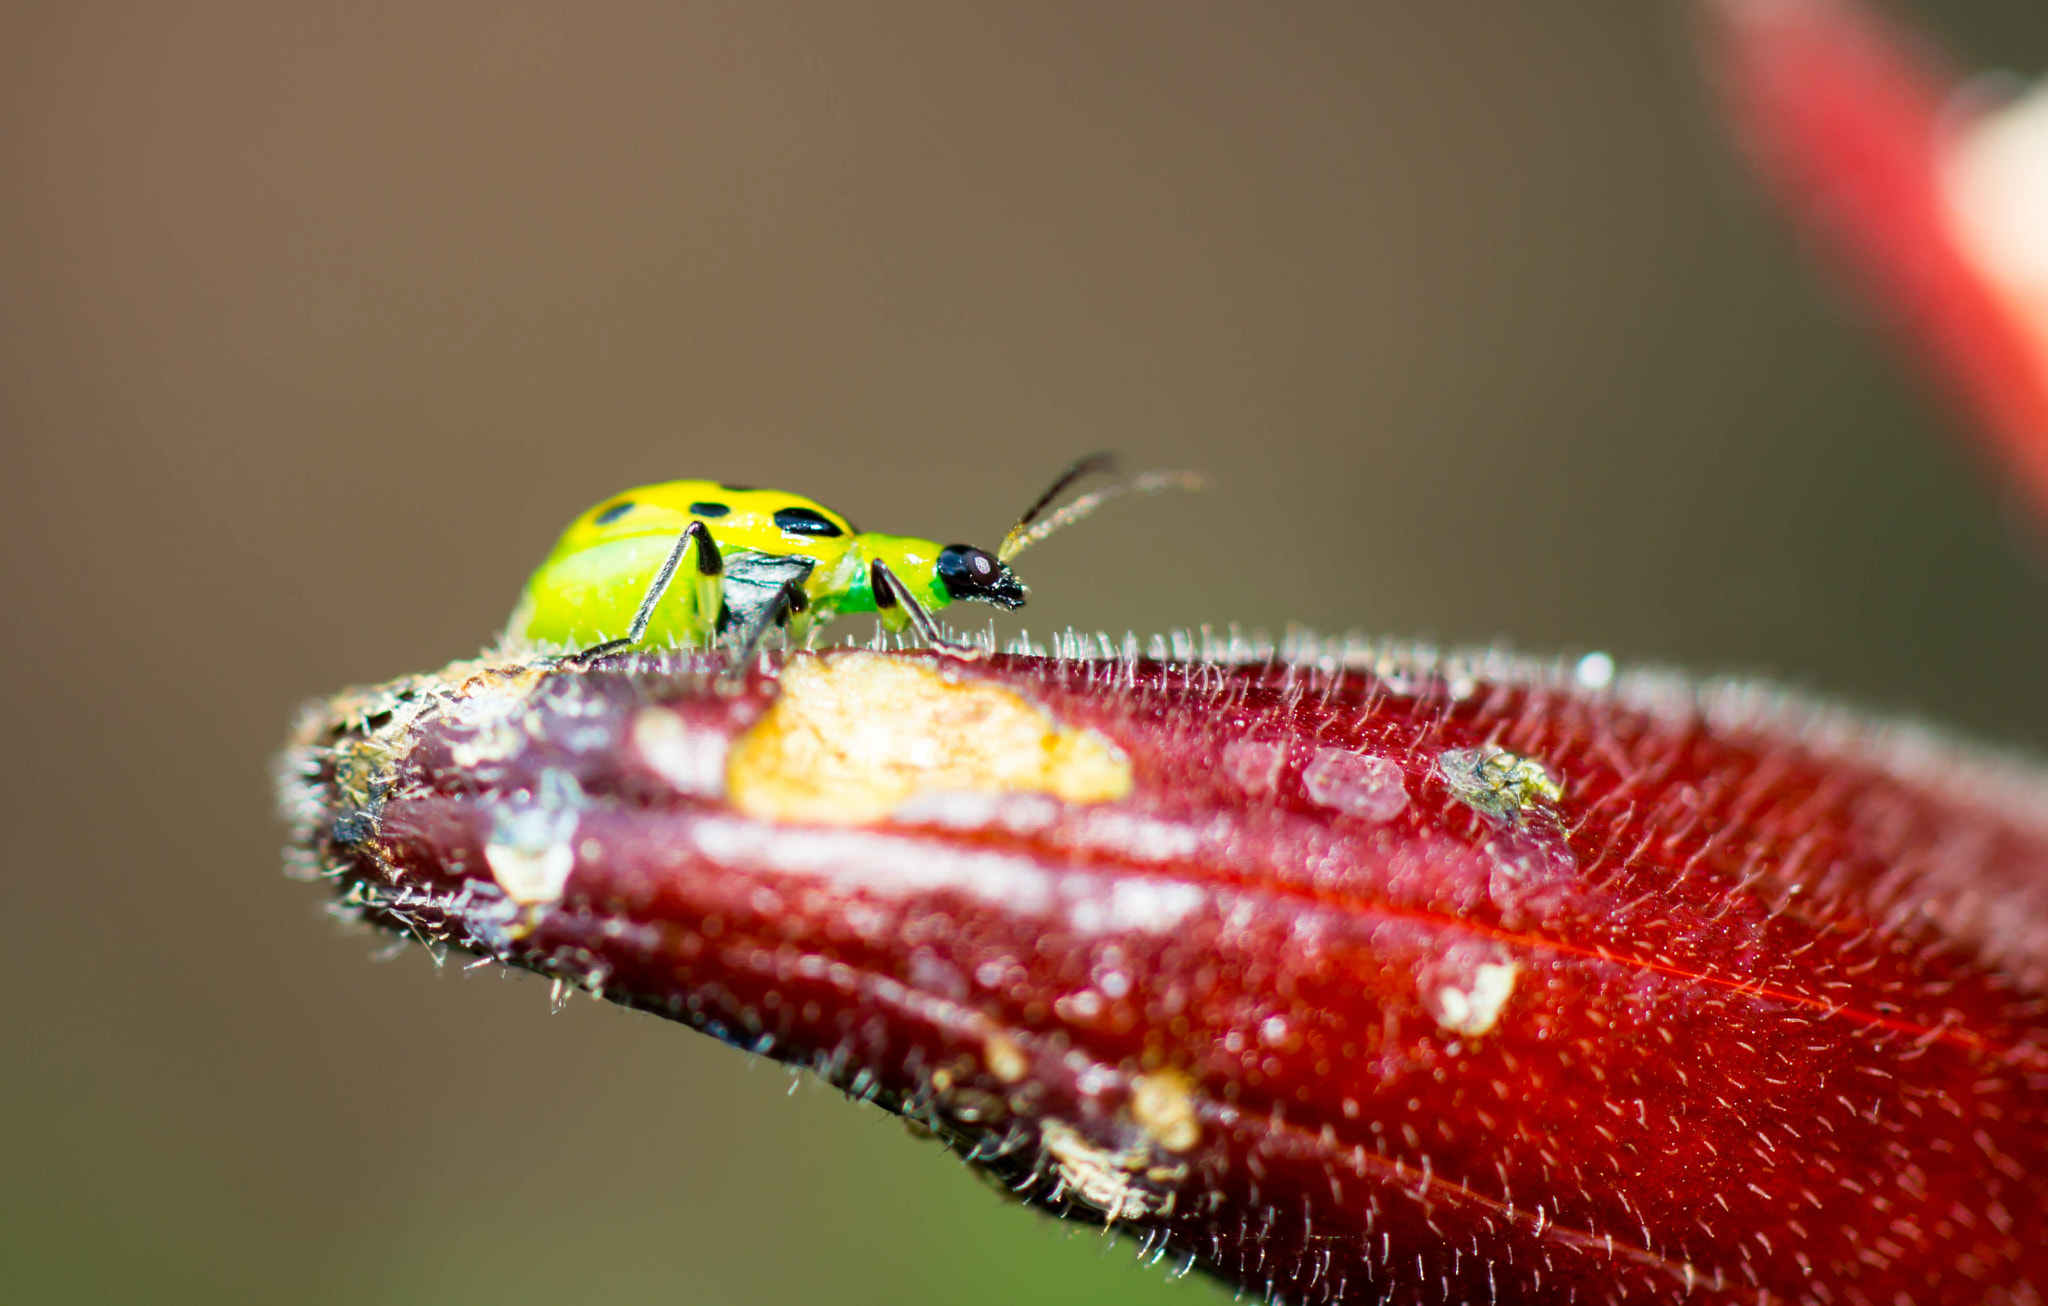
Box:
1007 452 1119 542
997 467 1204 563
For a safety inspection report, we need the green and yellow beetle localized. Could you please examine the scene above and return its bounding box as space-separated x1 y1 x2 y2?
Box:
503 455 1197 662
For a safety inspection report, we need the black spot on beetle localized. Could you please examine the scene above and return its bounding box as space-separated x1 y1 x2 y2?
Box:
773 506 843 537
719 483 758 493
689 501 730 517
593 501 635 525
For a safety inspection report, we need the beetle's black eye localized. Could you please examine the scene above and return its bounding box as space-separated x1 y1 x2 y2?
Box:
773 506 843 538
937 544 1027 609
593 501 635 525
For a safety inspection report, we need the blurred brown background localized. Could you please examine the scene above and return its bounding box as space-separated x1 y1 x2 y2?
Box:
6 4 2048 1303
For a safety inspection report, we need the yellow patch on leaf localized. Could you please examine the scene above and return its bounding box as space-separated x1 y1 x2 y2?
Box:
727 652 1131 825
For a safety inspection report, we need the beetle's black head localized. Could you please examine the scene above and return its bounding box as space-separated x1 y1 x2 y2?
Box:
937 544 1026 609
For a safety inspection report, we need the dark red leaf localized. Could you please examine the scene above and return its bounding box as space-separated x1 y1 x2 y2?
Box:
280 642 2048 1304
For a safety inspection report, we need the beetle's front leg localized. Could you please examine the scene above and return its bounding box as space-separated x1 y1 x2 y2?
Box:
870 560 984 659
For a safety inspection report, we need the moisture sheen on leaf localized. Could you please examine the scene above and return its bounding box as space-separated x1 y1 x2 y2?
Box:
279 639 2048 1304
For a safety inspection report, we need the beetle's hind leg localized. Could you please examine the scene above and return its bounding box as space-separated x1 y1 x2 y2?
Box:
565 520 723 665
871 561 984 659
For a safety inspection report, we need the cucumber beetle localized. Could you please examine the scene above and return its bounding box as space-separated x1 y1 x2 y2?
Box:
503 454 1200 663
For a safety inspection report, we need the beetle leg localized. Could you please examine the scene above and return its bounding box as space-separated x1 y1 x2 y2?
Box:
871 560 984 659
869 560 913 635
569 520 722 664
728 580 811 668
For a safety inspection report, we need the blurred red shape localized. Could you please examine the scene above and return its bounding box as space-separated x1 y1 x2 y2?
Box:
1702 0 2048 522
284 645 2048 1303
